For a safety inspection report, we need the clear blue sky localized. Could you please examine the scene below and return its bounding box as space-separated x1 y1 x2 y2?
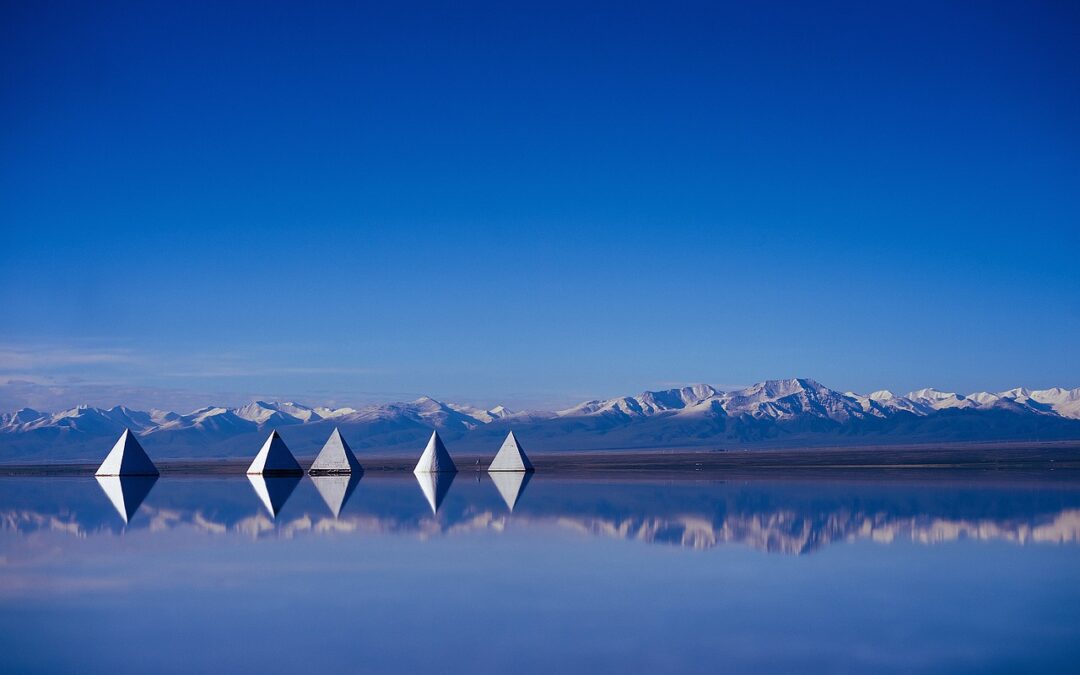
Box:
1 0 1078 411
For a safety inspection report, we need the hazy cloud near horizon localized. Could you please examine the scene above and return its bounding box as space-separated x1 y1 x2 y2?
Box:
0 342 417 411
0 339 1077 413
0 341 731 411
0 344 592 411
0 375 473 413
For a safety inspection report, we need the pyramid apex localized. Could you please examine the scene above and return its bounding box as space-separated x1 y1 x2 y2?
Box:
247 429 302 475
309 427 363 475
488 431 534 472
96 429 159 476
414 429 457 474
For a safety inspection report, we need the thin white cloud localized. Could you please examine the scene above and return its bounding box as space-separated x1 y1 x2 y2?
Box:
0 342 564 412
156 365 380 378
0 342 380 380
0 345 140 369
0 341 399 411
0 375 539 415
0 378 266 413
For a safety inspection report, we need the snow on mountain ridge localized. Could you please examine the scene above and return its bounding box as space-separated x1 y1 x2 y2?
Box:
234 401 309 425
555 381 1080 423
2 383 1080 443
448 403 522 424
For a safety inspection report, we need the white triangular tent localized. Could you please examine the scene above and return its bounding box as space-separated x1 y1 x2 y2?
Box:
96 429 159 476
488 431 534 472
415 470 456 514
309 428 363 474
311 474 361 517
413 430 457 474
95 475 158 523
247 430 303 475
489 470 531 512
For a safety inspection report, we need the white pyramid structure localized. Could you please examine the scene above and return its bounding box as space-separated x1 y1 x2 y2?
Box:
247 430 303 475
489 471 531 512
415 470 456 514
311 474 361 517
309 428 363 474
413 430 457 474
96 429 159 476
487 431 534 472
247 474 301 518
95 475 158 523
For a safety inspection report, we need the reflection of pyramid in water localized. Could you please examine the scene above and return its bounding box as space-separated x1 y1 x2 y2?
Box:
311 474 362 517
95 475 158 524
488 431 534 472
413 430 457 474
247 474 301 518
489 470 532 512
415 471 456 514
309 428 363 475
96 429 159 476
247 430 303 475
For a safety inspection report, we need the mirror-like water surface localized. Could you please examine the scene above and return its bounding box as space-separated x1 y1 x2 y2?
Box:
1 472 1079 673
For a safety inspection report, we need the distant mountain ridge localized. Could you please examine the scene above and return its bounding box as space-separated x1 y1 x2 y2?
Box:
2 378 1079 462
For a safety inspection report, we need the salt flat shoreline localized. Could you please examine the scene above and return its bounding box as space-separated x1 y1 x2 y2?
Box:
4 444 1080 477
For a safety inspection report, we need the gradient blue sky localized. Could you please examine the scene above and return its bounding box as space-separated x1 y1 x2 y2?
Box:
1 0 1078 411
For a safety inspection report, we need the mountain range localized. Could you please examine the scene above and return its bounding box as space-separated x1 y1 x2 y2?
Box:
2 378 1079 462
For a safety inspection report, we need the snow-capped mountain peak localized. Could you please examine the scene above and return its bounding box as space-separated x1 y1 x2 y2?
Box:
907 388 956 401
2 381 1079 462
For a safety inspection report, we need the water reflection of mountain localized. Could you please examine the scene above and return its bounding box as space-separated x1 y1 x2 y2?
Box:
1 474 1079 554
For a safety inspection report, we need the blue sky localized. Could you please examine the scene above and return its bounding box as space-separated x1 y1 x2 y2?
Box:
1 0 1078 411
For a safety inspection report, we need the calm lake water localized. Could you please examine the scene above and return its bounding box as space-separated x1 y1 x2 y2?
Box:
1 471 1079 673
